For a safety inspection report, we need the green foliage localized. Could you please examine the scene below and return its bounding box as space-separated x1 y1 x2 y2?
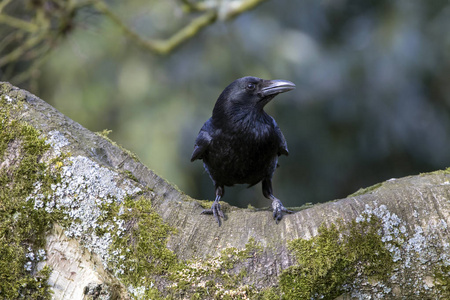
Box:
0 97 62 298
280 217 394 299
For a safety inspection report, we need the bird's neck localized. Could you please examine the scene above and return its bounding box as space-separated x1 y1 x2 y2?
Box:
212 108 271 132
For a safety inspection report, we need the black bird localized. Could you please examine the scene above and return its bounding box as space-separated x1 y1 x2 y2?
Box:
191 76 295 226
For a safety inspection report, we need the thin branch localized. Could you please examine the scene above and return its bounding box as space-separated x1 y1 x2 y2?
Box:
72 0 98 9
0 31 48 67
11 47 52 85
0 31 24 53
0 0 13 12
180 0 211 12
94 0 217 55
0 0 267 86
218 0 268 20
0 14 39 32
151 10 217 55
94 0 266 55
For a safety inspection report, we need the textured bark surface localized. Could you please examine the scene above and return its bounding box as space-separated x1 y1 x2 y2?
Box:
1 82 449 299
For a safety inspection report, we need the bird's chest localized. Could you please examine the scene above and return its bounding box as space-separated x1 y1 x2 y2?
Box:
205 125 278 185
213 124 276 157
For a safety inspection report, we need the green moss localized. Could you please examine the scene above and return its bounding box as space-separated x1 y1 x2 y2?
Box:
253 287 282 300
423 167 450 176
0 96 64 298
434 264 450 298
99 197 262 299
0 94 190 299
348 182 383 197
219 237 263 269
279 216 395 299
195 199 215 209
165 237 263 299
98 196 177 298
286 202 315 212
194 199 233 213
96 129 113 138
0 82 12 93
123 169 139 182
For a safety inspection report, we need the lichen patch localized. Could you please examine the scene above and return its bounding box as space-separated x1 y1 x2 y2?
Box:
279 202 450 299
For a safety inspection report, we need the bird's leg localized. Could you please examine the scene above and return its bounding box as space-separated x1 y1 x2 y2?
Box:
269 194 293 224
201 185 225 226
262 178 293 224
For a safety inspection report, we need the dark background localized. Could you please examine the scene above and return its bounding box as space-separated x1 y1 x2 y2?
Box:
1 0 450 208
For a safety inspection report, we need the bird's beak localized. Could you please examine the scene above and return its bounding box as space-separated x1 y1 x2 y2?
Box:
260 79 296 97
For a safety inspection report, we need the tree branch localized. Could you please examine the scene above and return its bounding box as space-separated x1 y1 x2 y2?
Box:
1 82 449 299
93 0 269 55
94 1 218 55
0 0 13 12
0 0 267 87
0 14 39 32
217 0 268 20
0 31 49 68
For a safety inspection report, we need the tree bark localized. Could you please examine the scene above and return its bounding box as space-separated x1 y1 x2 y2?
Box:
1 82 449 299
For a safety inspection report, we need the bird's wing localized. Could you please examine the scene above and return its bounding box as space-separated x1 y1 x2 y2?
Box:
190 119 214 162
273 118 289 156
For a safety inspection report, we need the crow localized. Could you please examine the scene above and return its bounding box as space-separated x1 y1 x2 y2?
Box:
191 76 295 226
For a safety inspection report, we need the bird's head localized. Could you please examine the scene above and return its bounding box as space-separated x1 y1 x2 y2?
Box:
212 76 295 121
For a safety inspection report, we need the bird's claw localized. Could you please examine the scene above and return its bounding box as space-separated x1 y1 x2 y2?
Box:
272 198 293 224
201 201 224 226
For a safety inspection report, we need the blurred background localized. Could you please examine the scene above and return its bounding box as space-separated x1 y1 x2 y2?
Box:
1 0 449 208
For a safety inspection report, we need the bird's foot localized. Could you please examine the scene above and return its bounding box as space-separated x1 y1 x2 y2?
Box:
201 201 225 226
271 198 293 224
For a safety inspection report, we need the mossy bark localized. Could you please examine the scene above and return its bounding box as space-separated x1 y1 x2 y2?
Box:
1 82 449 299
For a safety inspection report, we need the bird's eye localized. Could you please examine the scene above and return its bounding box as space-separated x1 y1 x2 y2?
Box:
246 83 256 90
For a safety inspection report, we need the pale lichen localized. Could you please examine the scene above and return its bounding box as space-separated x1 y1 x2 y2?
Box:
0 90 174 298
45 130 70 157
165 237 263 299
0 95 59 298
277 201 450 299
